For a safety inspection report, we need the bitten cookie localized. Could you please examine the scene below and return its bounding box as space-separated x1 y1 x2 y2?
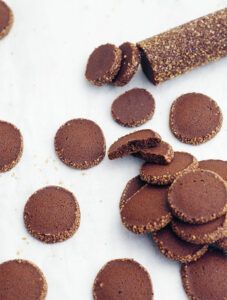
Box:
113 42 140 86
24 186 80 243
111 88 155 127
93 259 153 300
55 118 106 169
152 226 208 263
85 44 122 86
168 169 227 224
0 0 13 39
108 129 161 160
140 151 197 185
171 215 227 245
134 141 174 164
0 120 23 172
0 259 47 300
181 250 227 300
120 185 172 234
170 93 222 145
199 159 227 181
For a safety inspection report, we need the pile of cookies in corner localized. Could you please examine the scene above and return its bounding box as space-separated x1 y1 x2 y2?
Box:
108 128 227 299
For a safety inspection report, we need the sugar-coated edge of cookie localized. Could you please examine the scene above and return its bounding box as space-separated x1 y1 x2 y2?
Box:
24 186 81 244
0 1 14 39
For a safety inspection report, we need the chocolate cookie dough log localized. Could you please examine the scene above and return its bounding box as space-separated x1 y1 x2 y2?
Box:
137 8 227 85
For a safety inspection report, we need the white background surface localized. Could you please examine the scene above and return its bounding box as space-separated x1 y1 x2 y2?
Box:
0 0 227 299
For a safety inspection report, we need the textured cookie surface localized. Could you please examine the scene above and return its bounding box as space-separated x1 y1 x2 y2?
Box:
111 88 155 127
113 42 140 86
140 151 197 185
85 44 122 86
55 118 106 169
121 185 171 234
181 250 227 300
0 0 13 39
108 129 161 160
170 93 222 145
134 141 174 164
168 169 227 224
24 186 80 243
199 159 227 181
0 259 47 300
93 259 153 300
216 237 227 252
153 226 208 263
172 215 227 244
0 120 23 172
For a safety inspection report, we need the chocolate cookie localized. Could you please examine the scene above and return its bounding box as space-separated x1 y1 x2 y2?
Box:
0 0 13 39
119 176 146 209
199 159 227 181
134 141 174 164
140 151 197 185
170 93 222 145
111 88 155 127
0 120 23 172
152 226 208 263
120 185 172 234
108 129 161 160
181 250 227 300
93 259 153 300
113 42 140 86
85 44 122 86
168 169 227 224
172 215 227 245
216 237 227 253
0 259 47 300
24 186 80 243
55 118 106 169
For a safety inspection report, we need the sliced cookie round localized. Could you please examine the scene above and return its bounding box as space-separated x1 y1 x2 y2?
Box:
24 186 80 243
140 151 197 185
85 44 122 86
170 93 223 145
0 259 47 300
120 176 146 209
0 120 23 172
181 250 227 300
108 129 161 160
111 88 155 127
199 159 227 181
0 0 13 39
120 185 172 234
93 259 153 300
55 118 106 169
113 42 140 86
152 226 208 263
216 237 227 253
168 169 227 224
171 215 227 245
134 141 174 164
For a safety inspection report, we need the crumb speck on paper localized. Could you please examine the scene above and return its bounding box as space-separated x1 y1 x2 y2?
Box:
22 237 27 241
16 250 20 256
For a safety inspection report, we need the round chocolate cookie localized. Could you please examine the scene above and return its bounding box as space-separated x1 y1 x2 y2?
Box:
111 88 155 127
108 129 161 160
24 186 80 243
85 44 122 86
199 159 227 181
120 176 146 209
134 141 174 164
0 120 23 172
55 118 106 169
216 237 227 253
120 185 172 234
170 93 222 145
171 215 227 245
153 226 208 263
0 259 47 300
140 151 197 185
181 250 227 300
168 169 227 224
93 259 153 300
0 0 13 39
113 42 140 86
